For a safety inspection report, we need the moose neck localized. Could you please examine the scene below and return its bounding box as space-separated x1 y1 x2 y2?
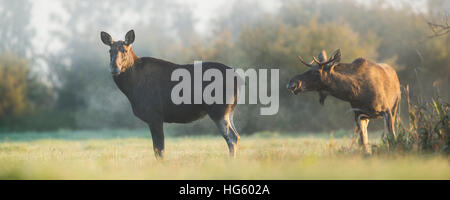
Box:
113 48 141 99
113 68 134 98
321 67 359 102
122 47 140 71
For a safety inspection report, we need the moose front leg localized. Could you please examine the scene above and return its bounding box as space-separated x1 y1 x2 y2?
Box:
355 114 371 155
148 120 165 160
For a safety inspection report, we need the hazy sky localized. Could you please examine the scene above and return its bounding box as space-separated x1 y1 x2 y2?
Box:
29 0 280 54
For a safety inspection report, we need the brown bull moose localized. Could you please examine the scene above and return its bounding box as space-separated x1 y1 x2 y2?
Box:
287 49 401 154
100 30 241 159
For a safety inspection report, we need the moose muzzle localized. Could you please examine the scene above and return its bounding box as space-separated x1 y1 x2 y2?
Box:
286 81 302 95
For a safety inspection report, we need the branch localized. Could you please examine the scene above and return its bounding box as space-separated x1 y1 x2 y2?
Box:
427 13 450 38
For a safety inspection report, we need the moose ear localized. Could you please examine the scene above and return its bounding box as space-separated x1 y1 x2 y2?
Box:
124 30 135 45
100 31 113 46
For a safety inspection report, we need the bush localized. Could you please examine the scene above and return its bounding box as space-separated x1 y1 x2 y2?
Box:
381 85 449 155
0 53 54 132
0 53 30 121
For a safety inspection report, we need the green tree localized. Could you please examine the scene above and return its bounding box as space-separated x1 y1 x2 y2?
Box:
0 53 30 120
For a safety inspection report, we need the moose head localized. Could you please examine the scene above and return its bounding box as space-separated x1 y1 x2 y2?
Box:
100 30 139 75
286 49 341 97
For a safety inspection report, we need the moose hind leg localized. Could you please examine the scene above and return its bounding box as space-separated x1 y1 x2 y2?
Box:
214 118 238 158
228 112 240 146
384 111 397 141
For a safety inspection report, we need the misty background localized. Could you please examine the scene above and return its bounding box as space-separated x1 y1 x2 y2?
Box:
0 0 449 135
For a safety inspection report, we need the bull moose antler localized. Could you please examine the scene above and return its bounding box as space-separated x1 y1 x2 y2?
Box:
297 55 314 67
312 55 335 66
312 49 341 66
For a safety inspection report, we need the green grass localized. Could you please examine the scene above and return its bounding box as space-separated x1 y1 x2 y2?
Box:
0 130 449 180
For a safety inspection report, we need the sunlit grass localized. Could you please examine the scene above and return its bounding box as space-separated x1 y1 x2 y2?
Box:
0 130 449 180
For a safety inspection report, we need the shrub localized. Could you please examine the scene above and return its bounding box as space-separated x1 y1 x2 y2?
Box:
382 85 449 155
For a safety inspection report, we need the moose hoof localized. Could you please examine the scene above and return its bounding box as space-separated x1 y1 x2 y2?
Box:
361 147 372 157
154 149 165 160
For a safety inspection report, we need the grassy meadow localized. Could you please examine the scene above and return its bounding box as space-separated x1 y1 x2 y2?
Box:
0 129 448 180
